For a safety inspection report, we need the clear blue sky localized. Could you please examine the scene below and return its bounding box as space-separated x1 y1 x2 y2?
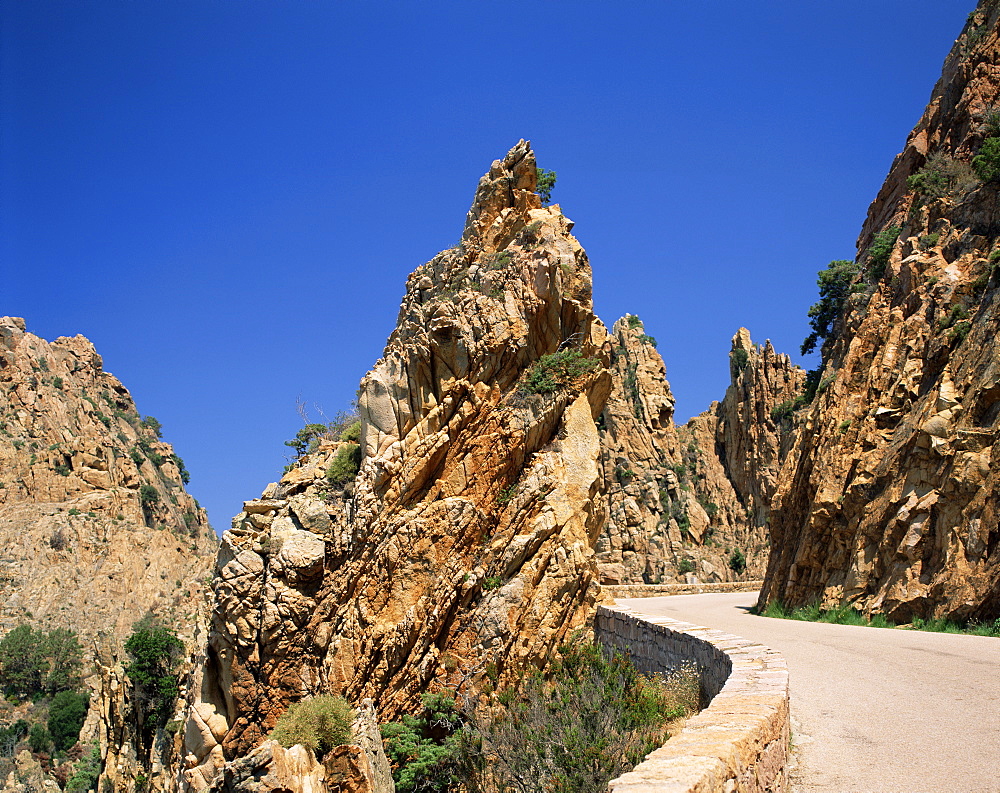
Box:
2 1 971 532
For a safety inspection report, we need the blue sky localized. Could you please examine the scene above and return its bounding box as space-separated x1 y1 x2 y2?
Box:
2 1 971 532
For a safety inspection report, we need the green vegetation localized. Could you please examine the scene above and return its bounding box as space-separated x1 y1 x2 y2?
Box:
939 303 970 336
285 423 329 457
325 443 362 486
51 376 64 390
339 420 362 443
48 690 90 752
730 347 749 374
140 416 162 438
27 723 51 753
382 641 699 793
973 137 1000 182
626 315 643 330
535 168 557 206
382 693 464 793
637 334 657 348
728 548 746 574
770 396 807 424
866 225 900 282
124 618 184 731
270 695 354 757
760 600 1000 637
0 625 83 698
523 349 598 394
800 260 860 355
919 232 940 249
907 152 977 199
677 558 694 575
54 463 70 477
139 483 159 506
65 744 102 793
285 410 361 461
172 453 191 485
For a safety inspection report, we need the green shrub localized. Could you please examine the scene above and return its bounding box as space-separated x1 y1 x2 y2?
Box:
28 723 51 753
939 303 969 329
482 576 503 591
271 695 354 757
48 690 89 752
523 349 598 394
535 168 557 206
140 415 162 438
866 225 900 282
730 348 749 374
326 443 361 486
626 315 643 330
471 641 697 793
0 624 82 699
637 334 657 348
949 320 972 344
54 463 70 477
52 376 64 390
139 484 159 506
124 618 184 731
339 421 362 443
381 693 464 793
677 557 694 575
728 548 746 574
130 448 144 468
800 260 860 355
973 137 1000 182
907 153 977 199
65 744 101 793
919 232 940 249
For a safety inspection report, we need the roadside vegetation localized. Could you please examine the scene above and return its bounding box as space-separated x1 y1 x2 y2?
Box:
760 600 1000 637
379 639 700 793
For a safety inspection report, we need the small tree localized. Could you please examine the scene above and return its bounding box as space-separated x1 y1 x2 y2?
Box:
0 624 47 698
124 618 184 731
536 168 557 205
728 548 747 575
140 416 163 438
800 260 860 355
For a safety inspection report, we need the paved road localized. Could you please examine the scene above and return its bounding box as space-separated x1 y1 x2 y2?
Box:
614 592 1000 793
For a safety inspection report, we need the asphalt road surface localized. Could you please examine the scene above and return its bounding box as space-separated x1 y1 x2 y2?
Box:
614 592 1000 793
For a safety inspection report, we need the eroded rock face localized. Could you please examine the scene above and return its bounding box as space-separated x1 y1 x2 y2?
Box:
596 322 798 585
762 3 1000 621
184 142 610 789
0 317 217 641
0 318 218 793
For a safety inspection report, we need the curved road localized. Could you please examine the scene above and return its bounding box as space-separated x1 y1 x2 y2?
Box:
615 592 1000 793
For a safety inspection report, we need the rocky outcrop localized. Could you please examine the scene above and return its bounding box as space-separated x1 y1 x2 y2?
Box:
0 317 217 643
183 141 612 790
762 2 1000 622
0 318 217 793
596 322 797 586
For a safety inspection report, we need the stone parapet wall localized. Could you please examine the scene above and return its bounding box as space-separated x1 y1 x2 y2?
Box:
596 603 789 792
603 581 763 600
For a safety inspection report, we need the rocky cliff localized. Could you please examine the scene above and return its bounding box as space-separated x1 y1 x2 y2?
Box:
182 141 613 790
0 317 217 642
761 1 1000 621
595 322 798 585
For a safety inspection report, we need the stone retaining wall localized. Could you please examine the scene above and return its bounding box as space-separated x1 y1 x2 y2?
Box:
595 602 789 792
603 581 764 600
